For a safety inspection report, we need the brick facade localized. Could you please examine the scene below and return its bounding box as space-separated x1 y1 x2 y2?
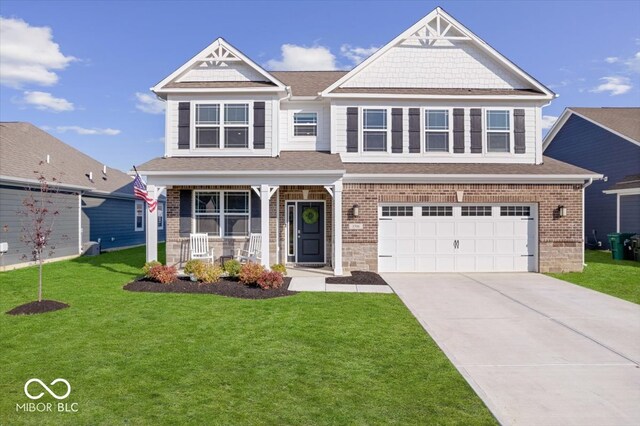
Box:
341 183 584 273
166 183 583 273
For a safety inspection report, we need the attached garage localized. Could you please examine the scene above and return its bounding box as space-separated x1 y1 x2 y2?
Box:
378 204 537 273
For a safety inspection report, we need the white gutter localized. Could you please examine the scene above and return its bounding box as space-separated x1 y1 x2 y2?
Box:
323 93 554 100
134 169 346 177
0 175 94 192
582 178 594 267
343 173 603 184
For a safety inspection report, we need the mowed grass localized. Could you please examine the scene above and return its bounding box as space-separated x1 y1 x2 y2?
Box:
548 250 640 304
0 245 495 425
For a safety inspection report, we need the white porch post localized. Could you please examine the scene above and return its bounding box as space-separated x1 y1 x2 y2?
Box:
260 184 270 268
145 185 159 262
333 180 343 276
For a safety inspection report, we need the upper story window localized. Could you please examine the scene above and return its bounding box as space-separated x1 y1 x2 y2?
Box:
293 112 317 136
194 103 249 149
486 110 511 153
363 109 387 152
425 109 450 152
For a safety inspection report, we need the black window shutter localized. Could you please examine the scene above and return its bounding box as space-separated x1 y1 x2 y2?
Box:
346 107 358 152
453 108 465 153
408 108 420 153
470 108 482 153
391 108 403 153
179 190 192 237
253 102 265 149
178 102 190 149
250 190 261 233
514 109 526 154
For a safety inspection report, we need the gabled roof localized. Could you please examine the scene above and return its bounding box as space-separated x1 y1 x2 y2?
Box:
270 71 347 97
603 173 640 195
543 107 640 150
321 7 554 99
0 122 135 196
153 38 287 95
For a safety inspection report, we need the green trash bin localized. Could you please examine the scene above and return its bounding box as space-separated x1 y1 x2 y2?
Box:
608 233 635 260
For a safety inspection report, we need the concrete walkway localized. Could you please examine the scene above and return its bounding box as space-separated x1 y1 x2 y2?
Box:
289 277 393 293
384 273 640 426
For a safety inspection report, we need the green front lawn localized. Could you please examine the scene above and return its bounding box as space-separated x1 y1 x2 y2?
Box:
548 250 640 304
0 245 495 425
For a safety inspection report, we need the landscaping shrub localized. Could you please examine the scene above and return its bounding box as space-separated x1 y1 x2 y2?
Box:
224 259 242 277
256 270 284 290
238 262 265 285
148 265 177 284
142 261 162 277
184 259 204 276
197 264 223 283
270 263 287 275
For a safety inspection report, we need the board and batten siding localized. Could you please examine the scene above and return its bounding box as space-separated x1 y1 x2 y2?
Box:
545 114 640 249
165 94 277 157
0 184 80 267
81 195 166 250
342 41 526 89
331 100 540 163
279 101 331 151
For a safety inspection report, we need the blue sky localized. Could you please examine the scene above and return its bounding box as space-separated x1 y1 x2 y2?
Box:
1 0 639 172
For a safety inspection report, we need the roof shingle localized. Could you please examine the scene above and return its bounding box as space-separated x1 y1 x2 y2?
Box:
570 107 640 143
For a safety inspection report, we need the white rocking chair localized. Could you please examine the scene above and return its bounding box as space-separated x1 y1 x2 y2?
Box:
236 233 262 263
189 233 214 263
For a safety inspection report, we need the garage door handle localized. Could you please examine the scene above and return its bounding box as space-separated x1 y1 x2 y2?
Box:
378 255 393 258
521 254 534 257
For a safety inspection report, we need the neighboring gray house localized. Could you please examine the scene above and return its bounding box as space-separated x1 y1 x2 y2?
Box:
0 122 165 269
543 107 640 248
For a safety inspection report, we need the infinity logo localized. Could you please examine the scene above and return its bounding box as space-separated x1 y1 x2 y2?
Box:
24 378 71 400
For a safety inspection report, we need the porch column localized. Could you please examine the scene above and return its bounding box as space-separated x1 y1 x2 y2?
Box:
260 184 270 268
333 180 343 276
145 185 158 263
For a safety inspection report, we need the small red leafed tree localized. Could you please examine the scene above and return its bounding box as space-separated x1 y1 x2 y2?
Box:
18 163 67 302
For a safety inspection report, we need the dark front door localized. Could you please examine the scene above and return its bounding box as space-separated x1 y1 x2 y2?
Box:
297 202 324 263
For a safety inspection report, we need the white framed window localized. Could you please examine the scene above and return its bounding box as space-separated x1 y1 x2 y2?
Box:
485 109 512 153
462 206 492 216
193 190 250 237
362 108 388 152
193 102 250 149
157 203 164 230
381 206 413 217
134 201 144 231
424 109 451 152
293 112 318 137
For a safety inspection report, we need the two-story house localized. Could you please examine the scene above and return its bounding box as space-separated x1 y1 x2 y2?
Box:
136 7 600 274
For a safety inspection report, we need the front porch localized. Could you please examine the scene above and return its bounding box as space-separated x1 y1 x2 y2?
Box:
150 183 344 275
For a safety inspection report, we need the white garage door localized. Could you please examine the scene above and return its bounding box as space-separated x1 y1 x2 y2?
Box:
378 204 537 272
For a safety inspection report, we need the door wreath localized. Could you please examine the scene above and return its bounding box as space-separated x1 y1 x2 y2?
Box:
302 207 319 225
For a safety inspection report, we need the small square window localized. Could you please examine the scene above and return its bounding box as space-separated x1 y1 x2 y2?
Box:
293 112 317 136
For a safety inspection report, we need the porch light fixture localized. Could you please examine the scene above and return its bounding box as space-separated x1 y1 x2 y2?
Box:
353 204 360 217
558 205 567 217
302 189 309 200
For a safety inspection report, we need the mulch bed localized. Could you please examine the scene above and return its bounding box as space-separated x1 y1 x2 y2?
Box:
326 271 388 286
6 300 70 316
123 276 297 299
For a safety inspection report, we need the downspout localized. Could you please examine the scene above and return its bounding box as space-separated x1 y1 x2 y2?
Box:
273 87 292 158
582 178 594 266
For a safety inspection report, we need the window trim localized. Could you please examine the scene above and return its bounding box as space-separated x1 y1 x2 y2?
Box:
483 107 514 154
157 202 164 230
192 190 251 238
360 107 391 154
423 107 454 154
134 200 144 232
291 110 319 140
190 100 253 151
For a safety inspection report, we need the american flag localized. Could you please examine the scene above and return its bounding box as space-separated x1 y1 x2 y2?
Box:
133 170 157 212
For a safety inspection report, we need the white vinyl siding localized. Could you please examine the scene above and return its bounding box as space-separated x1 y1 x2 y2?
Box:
280 101 330 151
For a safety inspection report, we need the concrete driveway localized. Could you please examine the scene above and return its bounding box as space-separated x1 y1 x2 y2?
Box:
384 273 640 426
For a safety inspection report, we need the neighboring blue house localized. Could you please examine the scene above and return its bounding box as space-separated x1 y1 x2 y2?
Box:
0 122 165 269
543 108 640 249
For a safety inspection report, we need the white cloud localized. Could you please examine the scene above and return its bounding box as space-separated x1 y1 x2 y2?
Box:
55 126 121 136
22 91 74 112
541 115 558 130
265 44 336 71
604 56 619 64
340 44 380 66
590 76 632 95
135 92 165 114
0 17 76 88
625 52 640 73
